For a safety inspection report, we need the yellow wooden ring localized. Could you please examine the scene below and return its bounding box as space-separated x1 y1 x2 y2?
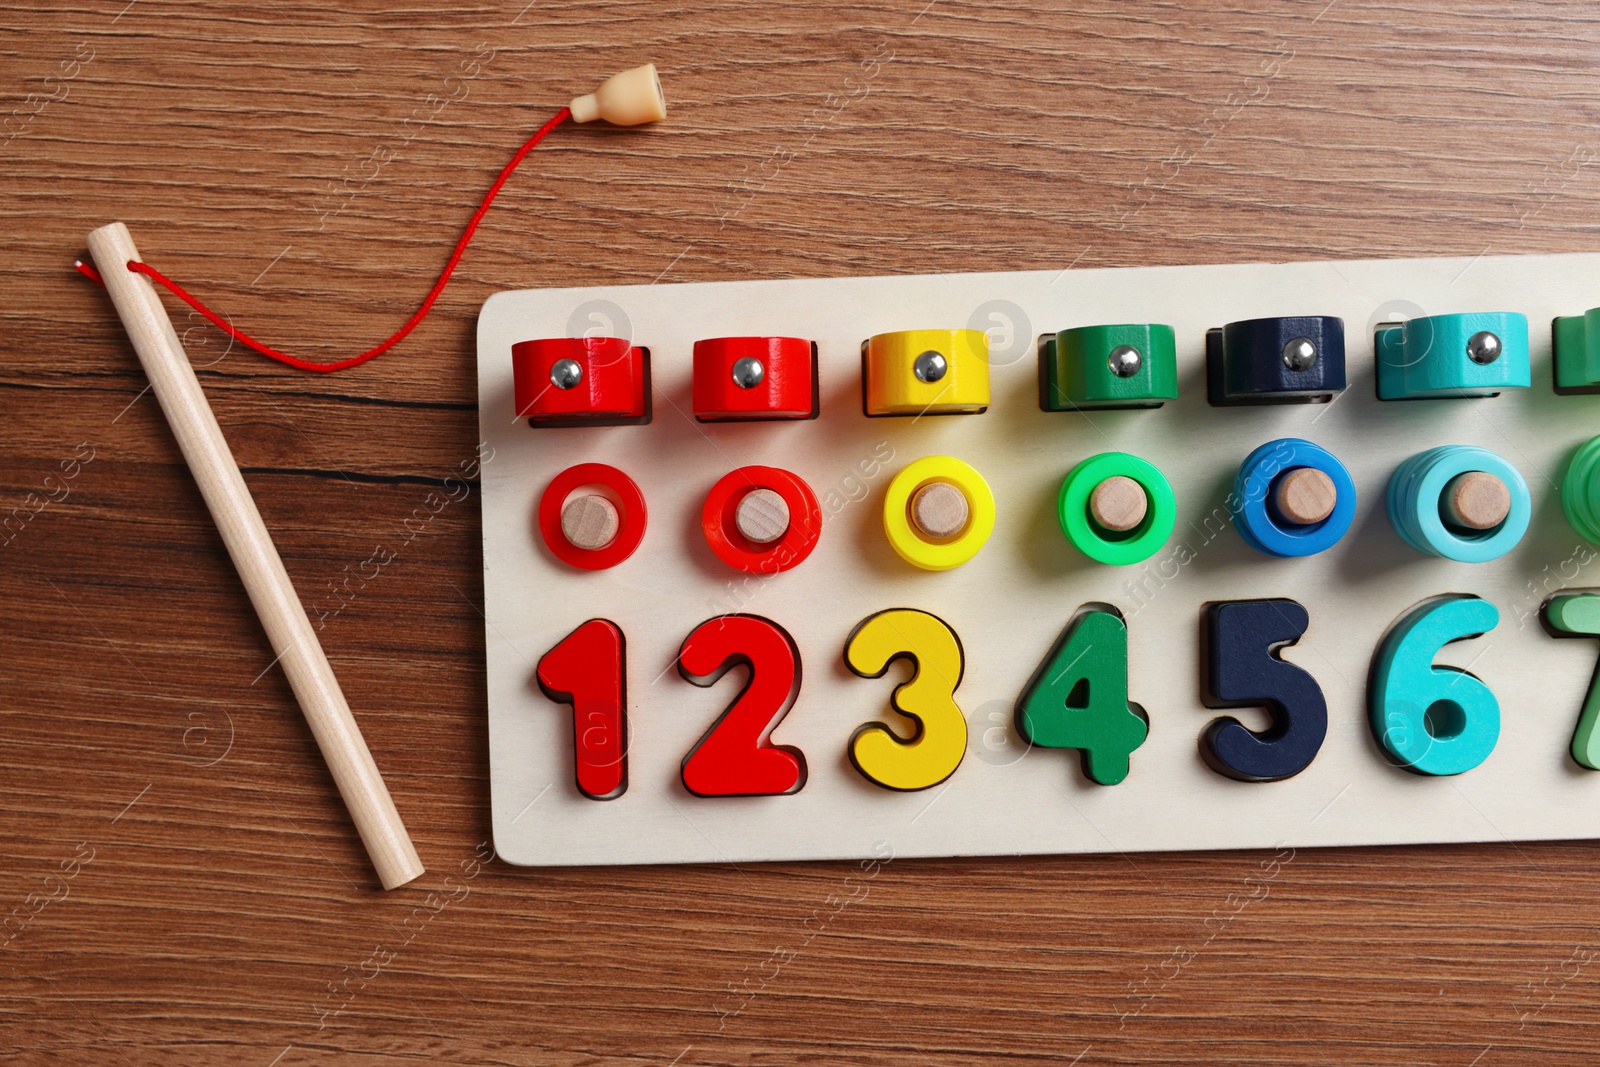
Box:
882 456 996 571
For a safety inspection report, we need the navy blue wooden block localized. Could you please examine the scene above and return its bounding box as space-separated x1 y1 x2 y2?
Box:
1206 315 1346 405
1200 599 1328 782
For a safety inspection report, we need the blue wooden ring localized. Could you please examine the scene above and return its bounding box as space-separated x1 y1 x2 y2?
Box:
1232 439 1357 558
1386 445 1531 562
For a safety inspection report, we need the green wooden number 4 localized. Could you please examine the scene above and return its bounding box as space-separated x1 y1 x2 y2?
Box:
1015 608 1149 785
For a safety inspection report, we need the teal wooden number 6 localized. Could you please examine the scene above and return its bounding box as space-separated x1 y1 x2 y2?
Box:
1368 595 1501 776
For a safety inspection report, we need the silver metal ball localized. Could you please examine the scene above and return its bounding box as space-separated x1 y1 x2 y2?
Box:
1107 344 1142 378
549 358 583 390
913 350 948 383
1282 337 1318 372
731 356 765 389
1467 330 1502 365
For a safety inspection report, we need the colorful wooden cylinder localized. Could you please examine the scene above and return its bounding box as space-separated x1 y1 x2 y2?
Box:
701 466 822 573
1553 307 1600 393
882 456 996 570
1206 315 1346 405
1233 439 1357 558
1376 312 1529 399
1057 452 1176 565
692 336 818 421
1387 445 1530 562
537 463 648 569
862 329 990 416
1041 324 1178 410
512 336 650 425
1562 434 1600 544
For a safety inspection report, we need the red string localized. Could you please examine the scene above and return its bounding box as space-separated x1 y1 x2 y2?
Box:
75 106 572 373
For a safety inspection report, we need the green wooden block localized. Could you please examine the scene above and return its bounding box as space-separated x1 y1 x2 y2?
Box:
1553 308 1600 393
1041 324 1178 411
1546 593 1600 636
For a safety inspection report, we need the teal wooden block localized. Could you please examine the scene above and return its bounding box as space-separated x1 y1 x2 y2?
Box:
1375 312 1529 399
1041 324 1178 410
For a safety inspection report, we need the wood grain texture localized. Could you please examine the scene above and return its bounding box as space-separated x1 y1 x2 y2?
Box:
5 0 1600 1062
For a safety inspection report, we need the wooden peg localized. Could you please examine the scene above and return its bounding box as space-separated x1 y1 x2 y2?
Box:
910 481 969 541
734 487 790 544
1275 468 1338 525
560 494 620 550
1442 471 1510 530
86 222 424 891
1088 475 1147 533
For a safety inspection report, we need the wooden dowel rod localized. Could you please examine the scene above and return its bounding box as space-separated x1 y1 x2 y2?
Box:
87 222 425 891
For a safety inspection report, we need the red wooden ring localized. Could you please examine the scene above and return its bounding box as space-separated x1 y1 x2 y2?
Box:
538 463 647 570
701 466 822 574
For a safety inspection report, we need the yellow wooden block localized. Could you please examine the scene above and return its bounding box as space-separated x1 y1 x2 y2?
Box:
863 329 990 415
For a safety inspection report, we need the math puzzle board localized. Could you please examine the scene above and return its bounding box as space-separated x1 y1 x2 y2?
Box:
476 253 1600 868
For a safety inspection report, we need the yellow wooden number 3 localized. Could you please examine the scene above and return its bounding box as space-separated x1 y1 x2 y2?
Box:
845 609 968 791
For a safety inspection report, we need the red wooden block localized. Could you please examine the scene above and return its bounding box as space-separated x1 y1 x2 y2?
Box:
512 337 650 426
692 336 817 421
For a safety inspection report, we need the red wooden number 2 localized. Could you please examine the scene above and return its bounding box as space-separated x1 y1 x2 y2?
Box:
678 614 808 797
536 619 628 800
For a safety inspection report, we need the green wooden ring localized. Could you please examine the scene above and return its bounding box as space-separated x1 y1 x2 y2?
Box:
1563 434 1600 544
1057 452 1176 565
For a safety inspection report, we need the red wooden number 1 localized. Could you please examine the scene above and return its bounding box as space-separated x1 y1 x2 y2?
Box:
678 614 807 797
536 619 628 800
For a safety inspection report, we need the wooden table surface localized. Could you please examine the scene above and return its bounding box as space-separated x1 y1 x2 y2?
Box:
6 0 1600 1062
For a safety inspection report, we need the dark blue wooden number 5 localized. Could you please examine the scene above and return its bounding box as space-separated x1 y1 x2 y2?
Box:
1201 599 1326 782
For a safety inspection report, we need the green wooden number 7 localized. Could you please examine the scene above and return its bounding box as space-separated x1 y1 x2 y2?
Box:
1543 594 1600 769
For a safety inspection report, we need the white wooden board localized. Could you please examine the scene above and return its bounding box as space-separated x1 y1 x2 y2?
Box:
477 253 1600 868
